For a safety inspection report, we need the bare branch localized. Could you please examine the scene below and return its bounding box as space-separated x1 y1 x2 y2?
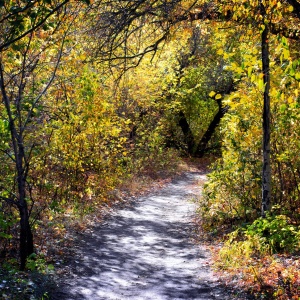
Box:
0 194 17 206
0 0 70 51
23 32 67 128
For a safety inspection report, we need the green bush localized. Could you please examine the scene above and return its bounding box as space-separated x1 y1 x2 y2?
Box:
245 214 300 253
26 253 54 274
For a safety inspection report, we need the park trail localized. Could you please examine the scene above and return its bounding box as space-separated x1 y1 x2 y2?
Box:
51 171 237 300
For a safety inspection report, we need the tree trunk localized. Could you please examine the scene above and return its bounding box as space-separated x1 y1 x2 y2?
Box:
261 3 272 217
16 137 34 270
178 110 196 154
19 202 34 270
196 101 229 157
1 62 34 270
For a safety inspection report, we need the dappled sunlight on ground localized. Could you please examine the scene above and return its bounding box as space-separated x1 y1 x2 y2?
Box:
51 172 235 300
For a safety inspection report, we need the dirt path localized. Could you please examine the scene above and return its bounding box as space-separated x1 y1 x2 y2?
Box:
51 171 234 300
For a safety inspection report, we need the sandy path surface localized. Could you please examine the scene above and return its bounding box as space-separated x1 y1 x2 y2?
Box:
51 171 233 300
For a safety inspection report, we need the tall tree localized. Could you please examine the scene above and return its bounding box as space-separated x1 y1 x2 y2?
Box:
0 30 65 270
0 0 85 269
260 0 271 216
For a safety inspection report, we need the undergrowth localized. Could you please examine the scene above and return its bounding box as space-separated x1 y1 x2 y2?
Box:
0 151 196 299
206 214 300 299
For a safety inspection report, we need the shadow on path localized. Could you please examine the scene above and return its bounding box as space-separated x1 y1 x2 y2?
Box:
51 172 245 300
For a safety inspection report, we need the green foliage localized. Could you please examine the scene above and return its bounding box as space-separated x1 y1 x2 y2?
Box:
159 26 231 155
217 228 268 270
0 210 18 259
200 27 300 229
1 258 19 274
215 223 300 298
26 254 54 274
246 214 300 254
0 212 15 239
0 0 299 282
217 214 300 273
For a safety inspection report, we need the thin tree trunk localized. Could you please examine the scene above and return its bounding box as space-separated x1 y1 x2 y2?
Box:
178 110 196 154
17 137 34 270
261 3 272 217
19 199 34 270
196 101 229 157
1 60 34 270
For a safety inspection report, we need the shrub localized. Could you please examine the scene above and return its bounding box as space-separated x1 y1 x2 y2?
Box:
245 214 300 254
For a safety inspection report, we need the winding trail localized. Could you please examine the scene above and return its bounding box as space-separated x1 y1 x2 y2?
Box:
52 171 232 300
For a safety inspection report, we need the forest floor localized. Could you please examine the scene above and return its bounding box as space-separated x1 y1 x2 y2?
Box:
0 159 252 299
48 162 249 300
1 159 298 299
